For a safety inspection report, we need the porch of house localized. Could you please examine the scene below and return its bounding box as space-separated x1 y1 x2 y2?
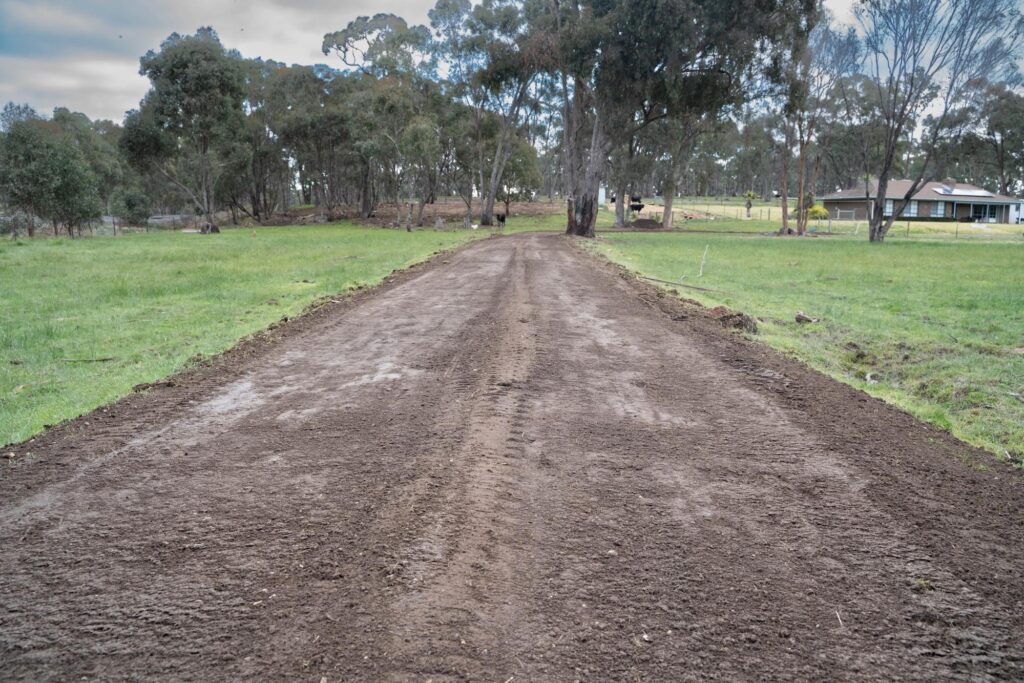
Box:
952 202 1012 223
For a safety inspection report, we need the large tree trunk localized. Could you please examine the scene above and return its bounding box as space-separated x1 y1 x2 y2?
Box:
662 180 675 229
566 122 609 238
481 80 531 226
614 183 626 228
462 185 474 228
482 139 512 226
359 161 373 219
777 126 792 235
869 177 891 242
415 197 427 227
199 142 217 233
997 139 1008 195
795 141 809 235
807 153 823 230
559 74 582 226
567 193 598 237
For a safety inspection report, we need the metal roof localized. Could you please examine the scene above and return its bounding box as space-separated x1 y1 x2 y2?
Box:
821 180 1019 204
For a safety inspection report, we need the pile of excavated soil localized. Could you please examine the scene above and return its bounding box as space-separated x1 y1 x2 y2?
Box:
631 217 665 229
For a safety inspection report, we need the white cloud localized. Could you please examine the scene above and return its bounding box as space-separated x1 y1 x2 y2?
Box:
0 0 438 120
0 53 147 121
2 0 107 36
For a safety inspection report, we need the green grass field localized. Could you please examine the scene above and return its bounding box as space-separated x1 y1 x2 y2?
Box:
5 214 1022 463
591 228 1024 463
0 224 480 446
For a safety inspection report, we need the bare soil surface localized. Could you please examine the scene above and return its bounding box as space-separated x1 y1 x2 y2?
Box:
2 233 1023 681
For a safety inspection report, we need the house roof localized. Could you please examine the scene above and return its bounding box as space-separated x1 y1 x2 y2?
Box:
821 180 1020 204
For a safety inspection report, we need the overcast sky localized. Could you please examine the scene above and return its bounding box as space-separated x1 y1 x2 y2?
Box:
0 0 857 123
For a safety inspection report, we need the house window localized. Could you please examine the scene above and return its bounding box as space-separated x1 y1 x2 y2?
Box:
907 200 918 217
933 202 944 218
884 199 894 216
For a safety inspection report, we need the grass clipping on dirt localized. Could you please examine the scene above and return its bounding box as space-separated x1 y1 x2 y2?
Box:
593 229 1024 463
0 223 480 446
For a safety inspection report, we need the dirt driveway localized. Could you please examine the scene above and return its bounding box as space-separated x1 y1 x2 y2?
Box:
2 233 1022 681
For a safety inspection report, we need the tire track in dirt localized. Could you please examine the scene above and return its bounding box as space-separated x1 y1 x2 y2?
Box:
381 239 540 681
1 233 1022 681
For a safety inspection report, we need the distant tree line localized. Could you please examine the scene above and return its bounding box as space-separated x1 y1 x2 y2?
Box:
0 0 1021 242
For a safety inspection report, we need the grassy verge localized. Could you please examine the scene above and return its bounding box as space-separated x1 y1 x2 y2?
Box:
0 223 481 446
591 228 1024 463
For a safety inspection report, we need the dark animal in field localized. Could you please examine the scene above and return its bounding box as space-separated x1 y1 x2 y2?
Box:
629 203 645 213
495 213 506 228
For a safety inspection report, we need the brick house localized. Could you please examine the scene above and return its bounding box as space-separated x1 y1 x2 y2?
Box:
821 179 1021 223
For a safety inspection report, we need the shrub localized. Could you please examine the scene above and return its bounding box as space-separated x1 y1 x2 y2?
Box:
808 205 829 220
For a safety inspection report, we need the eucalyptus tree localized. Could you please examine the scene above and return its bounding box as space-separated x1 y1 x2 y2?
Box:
818 75 892 193
0 102 40 133
323 13 439 222
539 0 816 237
429 0 547 226
323 13 435 79
653 113 716 228
234 58 291 221
607 130 661 228
430 0 491 217
972 83 1024 196
850 0 1024 242
783 14 860 234
400 111 444 226
437 100 490 226
496 137 543 218
51 108 125 220
731 110 779 199
274 66 361 218
121 27 246 232
0 118 102 237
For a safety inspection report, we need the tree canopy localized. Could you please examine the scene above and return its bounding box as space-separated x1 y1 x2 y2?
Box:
1 0 1021 243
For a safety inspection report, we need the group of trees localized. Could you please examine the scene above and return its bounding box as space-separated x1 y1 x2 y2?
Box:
579 0 1022 242
1 0 1022 242
0 103 131 237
